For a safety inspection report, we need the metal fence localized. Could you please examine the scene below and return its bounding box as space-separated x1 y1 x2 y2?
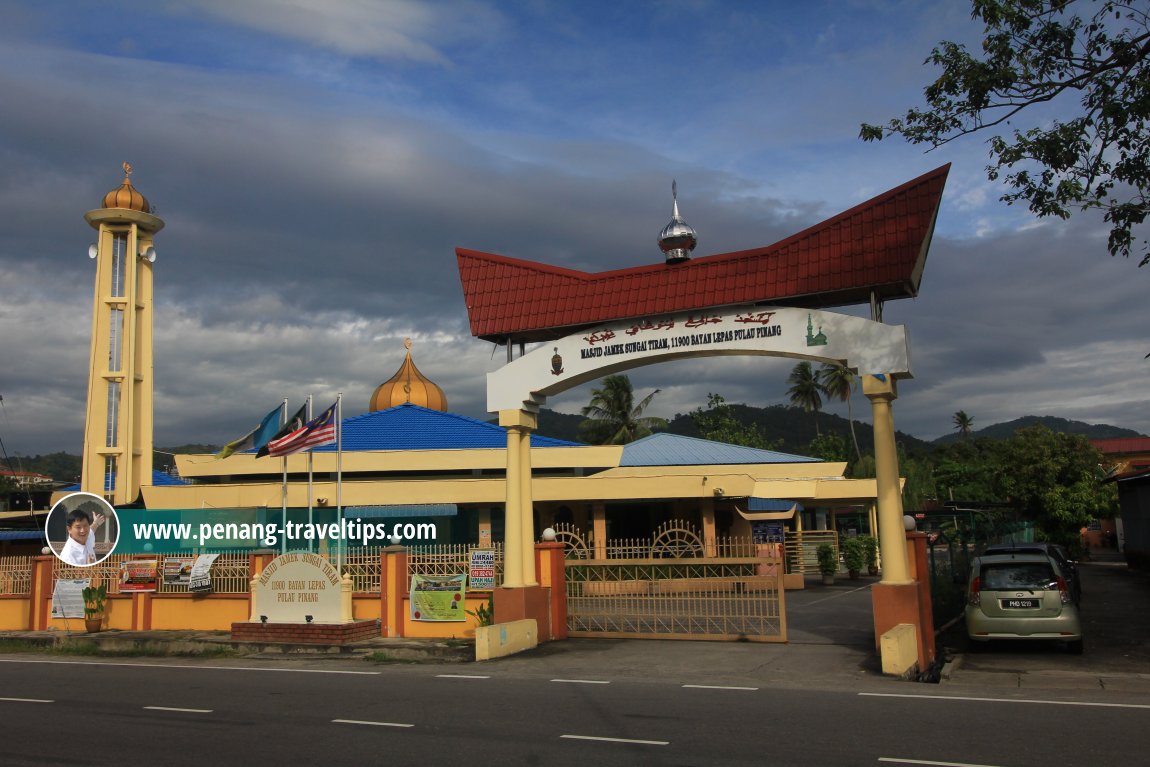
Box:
407 543 504 587
51 553 251 595
343 547 383 592
784 530 839 575
0 556 32 595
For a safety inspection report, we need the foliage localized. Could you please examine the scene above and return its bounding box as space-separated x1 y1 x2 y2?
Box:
82 582 107 619
858 536 879 569
932 439 1002 502
465 596 495 627
816 543 839 577
841 537 867 576
578 374 667 445
953 410 974 440
818 364 862 460
861 0 1150 267
899 448 940 512
690 394 781 449
994 425 1117 545
806 432 851 463
786 362 823 434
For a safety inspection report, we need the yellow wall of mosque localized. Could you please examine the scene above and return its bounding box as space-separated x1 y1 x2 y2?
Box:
150 595 249 630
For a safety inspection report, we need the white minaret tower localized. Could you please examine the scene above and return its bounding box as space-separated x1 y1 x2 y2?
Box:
80 163 164 505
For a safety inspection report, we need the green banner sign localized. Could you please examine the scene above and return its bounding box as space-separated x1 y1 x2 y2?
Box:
410 573 467 622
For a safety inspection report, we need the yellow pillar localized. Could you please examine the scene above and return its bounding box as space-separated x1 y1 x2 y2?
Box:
863 375 911 584
518 425 537 586
478 508 492 548
592 502 607 560
701 498 717 557
500 411 524 588
869 503 882 570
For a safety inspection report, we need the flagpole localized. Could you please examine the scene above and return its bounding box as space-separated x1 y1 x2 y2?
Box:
335 393 343 575
306 394 314 555
278 398 288 555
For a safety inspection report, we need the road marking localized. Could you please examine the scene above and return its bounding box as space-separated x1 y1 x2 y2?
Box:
551 678 610 684
333 719 414 728
879 759 1004 767
561 735 668 746
144 706 212 713
435 673 490 679
791 584 871 607
682 684 758 691
0 659 380 675
0 697 53 703
860 692 1150 710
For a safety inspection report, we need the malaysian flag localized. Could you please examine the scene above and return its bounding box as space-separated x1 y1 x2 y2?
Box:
264 401 338 458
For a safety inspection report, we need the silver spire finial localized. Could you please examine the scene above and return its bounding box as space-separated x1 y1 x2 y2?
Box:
658 179 697 264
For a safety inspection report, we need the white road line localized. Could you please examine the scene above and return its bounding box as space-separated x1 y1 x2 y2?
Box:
682 684 759 691
0 659 380 675
879 758 1004 767
561 735 669 746
435 673 490 679
144 706 213 713
0 697 53 703
790 584 871 607
860 692 1150 710
551 678 610 684
333 719 414 728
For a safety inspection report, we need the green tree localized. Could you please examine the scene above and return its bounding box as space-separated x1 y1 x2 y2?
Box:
690 394 780 449
786 361 823 435
953 410 975 440
819 363 861 460
578 374 667 445
861 0 1150 267
994 425 1116 545
806 432 850 463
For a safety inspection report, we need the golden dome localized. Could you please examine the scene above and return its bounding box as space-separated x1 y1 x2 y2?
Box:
370 339 448 412
101 162 152 213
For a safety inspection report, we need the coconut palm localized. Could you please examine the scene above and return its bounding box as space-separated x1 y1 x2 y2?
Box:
953 410 974 440
579 374 667 444
786 361 823 435
819 363 861 461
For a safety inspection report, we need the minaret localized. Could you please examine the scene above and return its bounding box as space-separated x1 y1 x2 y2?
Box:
369 338 449 412
80 163 164 505
657 180 698 264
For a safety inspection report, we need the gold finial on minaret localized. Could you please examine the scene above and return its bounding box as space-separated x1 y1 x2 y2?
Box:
404 337 413 350
122 161 133 179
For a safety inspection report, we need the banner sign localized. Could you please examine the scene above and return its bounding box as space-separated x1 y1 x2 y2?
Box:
469 549 495 590
488 305 911 411
410 573 467 622
51 579 88 619
120 559 159 592
162 557 195 588
188 553 220 593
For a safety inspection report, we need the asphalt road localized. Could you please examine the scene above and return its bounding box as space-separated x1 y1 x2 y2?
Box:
2 653 1148 766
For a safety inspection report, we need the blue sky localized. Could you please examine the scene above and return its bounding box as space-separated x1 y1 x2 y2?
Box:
0 0 1145 457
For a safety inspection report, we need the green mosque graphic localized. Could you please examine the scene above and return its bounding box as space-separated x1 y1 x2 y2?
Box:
806 314 827 346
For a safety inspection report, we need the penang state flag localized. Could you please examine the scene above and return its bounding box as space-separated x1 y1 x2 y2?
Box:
214 405 283 460
256 404 307 458
264 401 338 458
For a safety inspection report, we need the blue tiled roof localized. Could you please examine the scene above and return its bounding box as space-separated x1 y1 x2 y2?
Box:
306 403 582 452
60 469 188 493
620 433 819 466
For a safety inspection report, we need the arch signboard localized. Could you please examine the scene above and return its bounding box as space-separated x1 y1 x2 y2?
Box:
488 305 910 411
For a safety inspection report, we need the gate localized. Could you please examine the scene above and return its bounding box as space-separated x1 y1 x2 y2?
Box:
560 522 786 642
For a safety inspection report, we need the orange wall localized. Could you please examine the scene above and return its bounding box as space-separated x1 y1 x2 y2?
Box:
151 595 250 630
0 596 29 629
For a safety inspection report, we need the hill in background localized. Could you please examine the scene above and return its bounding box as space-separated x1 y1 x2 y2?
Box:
930 415 1144 445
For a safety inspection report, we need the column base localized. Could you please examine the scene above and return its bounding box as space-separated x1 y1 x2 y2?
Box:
494 585 554 641
871 581 934 674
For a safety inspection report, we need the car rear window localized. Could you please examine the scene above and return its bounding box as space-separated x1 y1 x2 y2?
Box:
980 562 1058 591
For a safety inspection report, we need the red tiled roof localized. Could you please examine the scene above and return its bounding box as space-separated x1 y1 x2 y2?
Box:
457 165 950 343
1091 437 1150 455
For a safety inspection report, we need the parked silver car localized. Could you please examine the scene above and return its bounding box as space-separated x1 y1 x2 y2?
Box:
965 552 1083 654
983 542 1081 603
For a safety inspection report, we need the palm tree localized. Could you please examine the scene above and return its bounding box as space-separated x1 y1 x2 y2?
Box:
953 410 974 440
579 374 667 444
786 361 823 435
819 363 861 461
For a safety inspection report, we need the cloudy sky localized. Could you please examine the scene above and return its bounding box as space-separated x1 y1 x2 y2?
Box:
1 0 1146 458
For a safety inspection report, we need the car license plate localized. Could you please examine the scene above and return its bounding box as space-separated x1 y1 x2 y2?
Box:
1000 598 1040 609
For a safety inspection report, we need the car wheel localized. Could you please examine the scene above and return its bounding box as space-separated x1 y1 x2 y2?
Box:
1066 639 1084 655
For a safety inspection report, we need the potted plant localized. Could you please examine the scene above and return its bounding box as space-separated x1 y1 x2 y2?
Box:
816 543 838 585
82 581 107 633
842 537 866 579
860 536 879 576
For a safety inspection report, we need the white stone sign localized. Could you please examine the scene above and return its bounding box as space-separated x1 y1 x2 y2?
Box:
488 305 911 411
250 552 350 624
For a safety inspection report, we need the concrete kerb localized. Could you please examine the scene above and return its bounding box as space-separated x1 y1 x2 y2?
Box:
0 629 475 663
